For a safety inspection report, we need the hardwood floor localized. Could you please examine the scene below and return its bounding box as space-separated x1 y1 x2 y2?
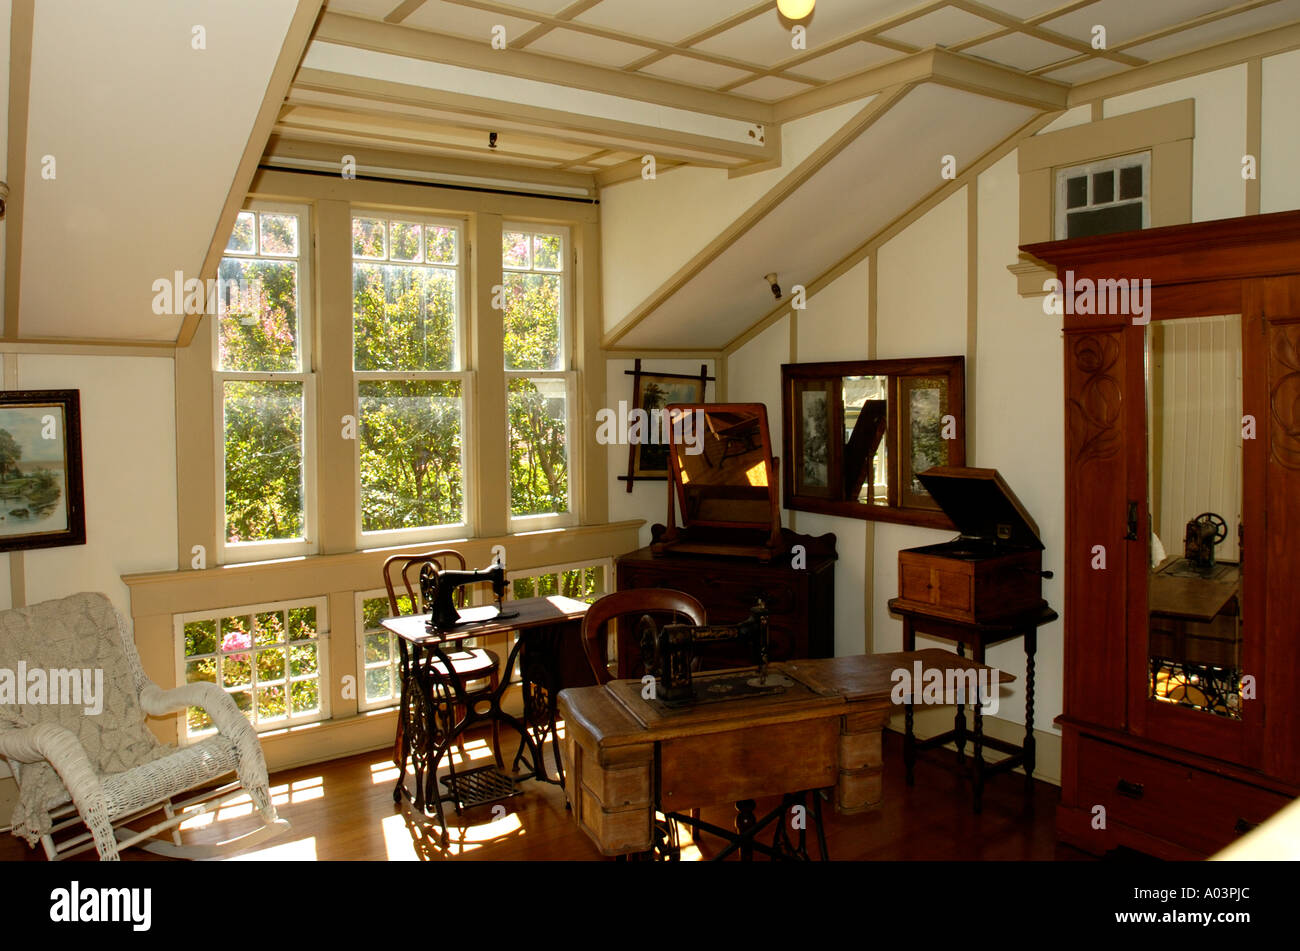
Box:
0 729 1092 862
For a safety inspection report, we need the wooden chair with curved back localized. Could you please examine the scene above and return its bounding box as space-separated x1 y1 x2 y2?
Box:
580 588 707 858
382 549 502 768
580 588 707 685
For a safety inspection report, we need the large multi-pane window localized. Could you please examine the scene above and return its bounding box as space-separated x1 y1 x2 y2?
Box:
216 205 314 561
353 213 468 539
503 224 574 525
178 599 328 740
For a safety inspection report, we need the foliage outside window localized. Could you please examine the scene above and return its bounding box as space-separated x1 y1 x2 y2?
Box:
217 207 311 556
503 225 574 523
354 215 467 536
180 600 326 739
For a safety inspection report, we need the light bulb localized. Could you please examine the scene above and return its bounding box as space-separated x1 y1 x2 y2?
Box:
777 0 815 19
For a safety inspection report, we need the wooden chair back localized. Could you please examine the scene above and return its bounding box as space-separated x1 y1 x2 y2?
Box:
381 549 469 616
580 588 706 685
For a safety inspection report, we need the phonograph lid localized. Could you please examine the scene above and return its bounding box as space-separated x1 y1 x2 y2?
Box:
916 466 1043 550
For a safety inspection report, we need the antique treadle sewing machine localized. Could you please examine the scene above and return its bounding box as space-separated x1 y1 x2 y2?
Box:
617 600 833 860
418 560 518 631
636 600 794 707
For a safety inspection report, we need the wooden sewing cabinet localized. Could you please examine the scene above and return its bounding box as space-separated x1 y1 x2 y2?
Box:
559 650 1009 857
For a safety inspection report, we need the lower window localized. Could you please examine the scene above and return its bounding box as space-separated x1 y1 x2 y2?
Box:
178 598 328 740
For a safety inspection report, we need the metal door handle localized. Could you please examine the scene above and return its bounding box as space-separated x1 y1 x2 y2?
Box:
1125 501 1139 541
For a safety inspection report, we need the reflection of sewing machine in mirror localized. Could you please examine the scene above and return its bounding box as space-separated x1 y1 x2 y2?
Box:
653 402 784 561
636 600 793 708
1146 314 1245 719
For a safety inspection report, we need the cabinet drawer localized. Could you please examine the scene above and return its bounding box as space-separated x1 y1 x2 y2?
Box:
1077 736 1291 855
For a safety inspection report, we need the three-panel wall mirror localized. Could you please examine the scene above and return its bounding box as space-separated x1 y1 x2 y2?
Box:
780 357 966 528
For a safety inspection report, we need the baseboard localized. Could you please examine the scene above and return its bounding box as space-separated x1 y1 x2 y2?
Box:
886 707 1062 787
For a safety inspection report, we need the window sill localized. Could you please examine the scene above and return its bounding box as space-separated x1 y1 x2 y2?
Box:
125 519 645 619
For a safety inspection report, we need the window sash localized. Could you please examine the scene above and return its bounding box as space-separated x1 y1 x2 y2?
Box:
1054 153 1150 240
505 369 577 528
215 203 315 564
353 371 474 544
174 597 330 741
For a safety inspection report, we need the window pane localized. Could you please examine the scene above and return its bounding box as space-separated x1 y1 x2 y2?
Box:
426 226 457 265
185 619 217 657
353 217 386 259
227 211 256 254
353 263 458 371
390 221 423 262
509 377 568 517
223 380 305 543
503 272 562 370
359 380 464 532
1092 170 1115 204
533 233 561 270
259 213 298 256
1119 164 1143 200
1066 202 1144 239
503 231 530 269
217 257 300 372
1065 176 1087 209
287 606 317 640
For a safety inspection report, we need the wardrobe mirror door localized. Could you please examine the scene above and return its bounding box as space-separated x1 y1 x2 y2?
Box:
1145 314 1244 720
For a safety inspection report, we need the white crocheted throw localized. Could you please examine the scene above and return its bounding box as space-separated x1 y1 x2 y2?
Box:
0 593 169 845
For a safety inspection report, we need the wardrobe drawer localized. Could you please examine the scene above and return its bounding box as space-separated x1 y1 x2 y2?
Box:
1077 736 1291 855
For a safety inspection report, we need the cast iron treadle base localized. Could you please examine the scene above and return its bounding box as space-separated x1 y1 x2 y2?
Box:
439 765 522 809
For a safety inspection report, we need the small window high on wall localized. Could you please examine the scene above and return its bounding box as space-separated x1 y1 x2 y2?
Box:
1055 152 1150 240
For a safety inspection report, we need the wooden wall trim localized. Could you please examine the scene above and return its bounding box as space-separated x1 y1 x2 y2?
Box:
3 0 33 339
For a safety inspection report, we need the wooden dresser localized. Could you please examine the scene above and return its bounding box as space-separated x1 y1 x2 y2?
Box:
614 529 836 679
1024 211 1300 859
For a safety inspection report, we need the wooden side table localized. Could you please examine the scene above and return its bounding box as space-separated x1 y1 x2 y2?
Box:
886 599 1058 813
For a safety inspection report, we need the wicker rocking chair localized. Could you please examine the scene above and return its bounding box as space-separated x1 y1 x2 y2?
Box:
0 592 289 861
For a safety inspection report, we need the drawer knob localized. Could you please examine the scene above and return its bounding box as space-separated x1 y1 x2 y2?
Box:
1234 817 1258 836
1116 778 1144 800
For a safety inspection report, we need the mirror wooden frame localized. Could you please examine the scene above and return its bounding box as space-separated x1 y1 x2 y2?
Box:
780 357 966 529
654 402 784 561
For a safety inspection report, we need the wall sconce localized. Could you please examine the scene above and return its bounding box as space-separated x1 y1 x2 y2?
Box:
488 132 499 150
765 272 782 299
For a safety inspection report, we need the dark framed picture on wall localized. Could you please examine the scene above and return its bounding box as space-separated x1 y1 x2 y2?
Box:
0 390 86 552
619 360 714 491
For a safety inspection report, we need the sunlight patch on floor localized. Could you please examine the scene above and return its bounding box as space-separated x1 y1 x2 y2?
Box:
225 835 318 861
381 809 524 859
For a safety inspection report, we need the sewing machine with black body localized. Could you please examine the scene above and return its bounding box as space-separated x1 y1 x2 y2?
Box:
1183 512 1228 572
418 561 518 632
637 600 794 707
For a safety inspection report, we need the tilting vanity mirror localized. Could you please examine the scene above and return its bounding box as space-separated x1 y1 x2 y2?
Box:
653 403 784 561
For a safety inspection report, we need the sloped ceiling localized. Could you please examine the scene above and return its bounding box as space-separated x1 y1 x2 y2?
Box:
612 82 1037 351
15 0 312 342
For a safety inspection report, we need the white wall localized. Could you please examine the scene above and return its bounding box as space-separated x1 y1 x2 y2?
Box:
0 354 179 615
599 97 874 332
1262 49 1300 213
1105 65 1248 223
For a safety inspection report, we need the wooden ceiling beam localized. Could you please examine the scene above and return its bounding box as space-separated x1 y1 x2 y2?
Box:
312 12 774 124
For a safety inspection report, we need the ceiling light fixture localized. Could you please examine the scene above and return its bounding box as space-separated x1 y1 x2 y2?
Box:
777 0 815 20
765 273 782 300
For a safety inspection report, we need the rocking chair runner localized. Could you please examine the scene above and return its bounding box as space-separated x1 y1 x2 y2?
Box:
0 592 288 861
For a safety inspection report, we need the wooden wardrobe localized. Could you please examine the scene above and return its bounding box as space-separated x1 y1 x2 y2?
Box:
1024 210 1300 859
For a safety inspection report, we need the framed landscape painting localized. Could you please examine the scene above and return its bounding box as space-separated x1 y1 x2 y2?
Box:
0 390 86 552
